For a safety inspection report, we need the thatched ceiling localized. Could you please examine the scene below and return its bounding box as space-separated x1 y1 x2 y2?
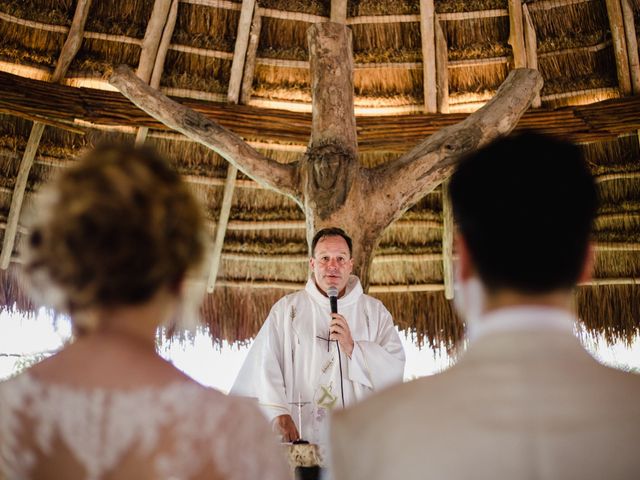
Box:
0 0 638 349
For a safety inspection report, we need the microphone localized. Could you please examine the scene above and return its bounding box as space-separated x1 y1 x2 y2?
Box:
326 285 345 408
327 286 338 314
327 286 338 351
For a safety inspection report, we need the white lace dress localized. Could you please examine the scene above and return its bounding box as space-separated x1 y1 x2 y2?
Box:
0 373 290 480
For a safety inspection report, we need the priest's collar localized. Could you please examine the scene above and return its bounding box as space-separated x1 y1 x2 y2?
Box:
467 306 576 343
305 275 363 308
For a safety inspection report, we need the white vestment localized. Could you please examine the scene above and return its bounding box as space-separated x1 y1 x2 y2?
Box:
231 275 405 445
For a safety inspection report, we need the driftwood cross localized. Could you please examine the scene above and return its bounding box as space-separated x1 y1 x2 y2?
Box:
110 22 542 291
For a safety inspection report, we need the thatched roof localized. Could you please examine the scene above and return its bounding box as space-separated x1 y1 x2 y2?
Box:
0 0 638 350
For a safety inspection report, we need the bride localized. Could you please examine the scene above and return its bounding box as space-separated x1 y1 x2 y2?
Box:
0 145 289 480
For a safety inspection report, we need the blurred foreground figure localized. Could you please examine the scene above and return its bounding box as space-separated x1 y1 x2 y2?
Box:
330 132 640 480
0 145 288 480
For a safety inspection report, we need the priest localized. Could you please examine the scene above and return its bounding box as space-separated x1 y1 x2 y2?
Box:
231 227 405 445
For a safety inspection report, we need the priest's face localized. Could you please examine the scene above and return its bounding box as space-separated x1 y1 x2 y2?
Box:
310 235 354 296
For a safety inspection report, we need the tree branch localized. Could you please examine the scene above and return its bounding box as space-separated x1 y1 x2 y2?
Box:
109 65 302 202
370 68 543 224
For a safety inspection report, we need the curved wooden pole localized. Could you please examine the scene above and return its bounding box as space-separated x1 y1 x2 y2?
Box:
109 65 302 202
369 68 543 226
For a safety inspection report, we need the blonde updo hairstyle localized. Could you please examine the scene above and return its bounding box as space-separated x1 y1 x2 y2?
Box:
24 145 205 331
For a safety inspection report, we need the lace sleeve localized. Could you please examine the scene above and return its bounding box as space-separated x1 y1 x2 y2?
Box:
212 398 291 480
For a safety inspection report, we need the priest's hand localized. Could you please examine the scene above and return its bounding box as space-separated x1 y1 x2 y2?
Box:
273 414 300 442
330 313 354 357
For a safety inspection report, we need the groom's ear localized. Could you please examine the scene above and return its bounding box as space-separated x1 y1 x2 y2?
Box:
455 233 476 282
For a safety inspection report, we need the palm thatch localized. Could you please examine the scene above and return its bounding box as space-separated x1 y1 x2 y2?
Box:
0 0 638 350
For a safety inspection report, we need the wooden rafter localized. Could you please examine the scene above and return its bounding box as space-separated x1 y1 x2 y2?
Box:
620 0 640 94
419 0 438 113
508 0 527 68
441 179 454 300
239 11 262 105
605 0 632 95
227 0 257 104
135 0 178 146
522 4 541 108
206 165 238 292
331 0 348 24
211 277 640 292
434 19 449 113
3 70 640 146
0 0 92 270
137 0 172 83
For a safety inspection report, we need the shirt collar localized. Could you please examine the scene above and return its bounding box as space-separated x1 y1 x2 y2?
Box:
304 275 363 308
467 305 577 343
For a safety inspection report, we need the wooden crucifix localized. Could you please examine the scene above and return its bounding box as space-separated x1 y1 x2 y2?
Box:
110 22 542 291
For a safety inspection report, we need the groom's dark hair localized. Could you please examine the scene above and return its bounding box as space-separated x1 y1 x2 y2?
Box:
449 131 597 293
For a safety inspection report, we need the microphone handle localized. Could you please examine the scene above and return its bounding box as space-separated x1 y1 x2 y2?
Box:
330 296 338 314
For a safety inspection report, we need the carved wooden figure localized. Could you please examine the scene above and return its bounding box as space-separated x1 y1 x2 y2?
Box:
110 22 543 290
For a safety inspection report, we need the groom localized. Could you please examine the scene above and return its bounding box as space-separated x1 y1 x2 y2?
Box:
330 132 640 480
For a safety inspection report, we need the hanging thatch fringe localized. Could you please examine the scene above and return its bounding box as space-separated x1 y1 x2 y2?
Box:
200 287 286 344
0 264 34 312
374 291 463 351
0 263 638 349
576 284 640 346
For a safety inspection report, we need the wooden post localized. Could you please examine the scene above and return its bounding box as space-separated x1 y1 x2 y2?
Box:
331 0 348 24
51 0 92 83
228 0 257 103
441 179 454 300
137 0 172 83
620 0 640 94
206 164 238 292
304 22 358 234
135 0 178 146
522 4 541 107
0 0 91 269
508 0 527 68
435 20 449 113
420 0 438 113
605 0 632 95
240 11 262 105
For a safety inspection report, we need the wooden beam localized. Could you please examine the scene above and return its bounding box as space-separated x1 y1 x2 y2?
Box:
51 0 92 83
526 0 591 11
331 0 348 24
109 66 301 200
227 0 257 104
135 0 179 146
508 0 527 68
0 0 91 269
136 0 172 83
239 12 262 105
420 0 437 113
307 23 358 157
223 219 443 231
620 0 640 94
208 0 250 292
206 165 238 292
0 123 44 268
436 9 508 21
434 19 449 113
4 70 640 146
522 4 541 108
441 179 454 300
210 277 640 292
149 0 179 89
605 0 632 95
374 68 542 228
